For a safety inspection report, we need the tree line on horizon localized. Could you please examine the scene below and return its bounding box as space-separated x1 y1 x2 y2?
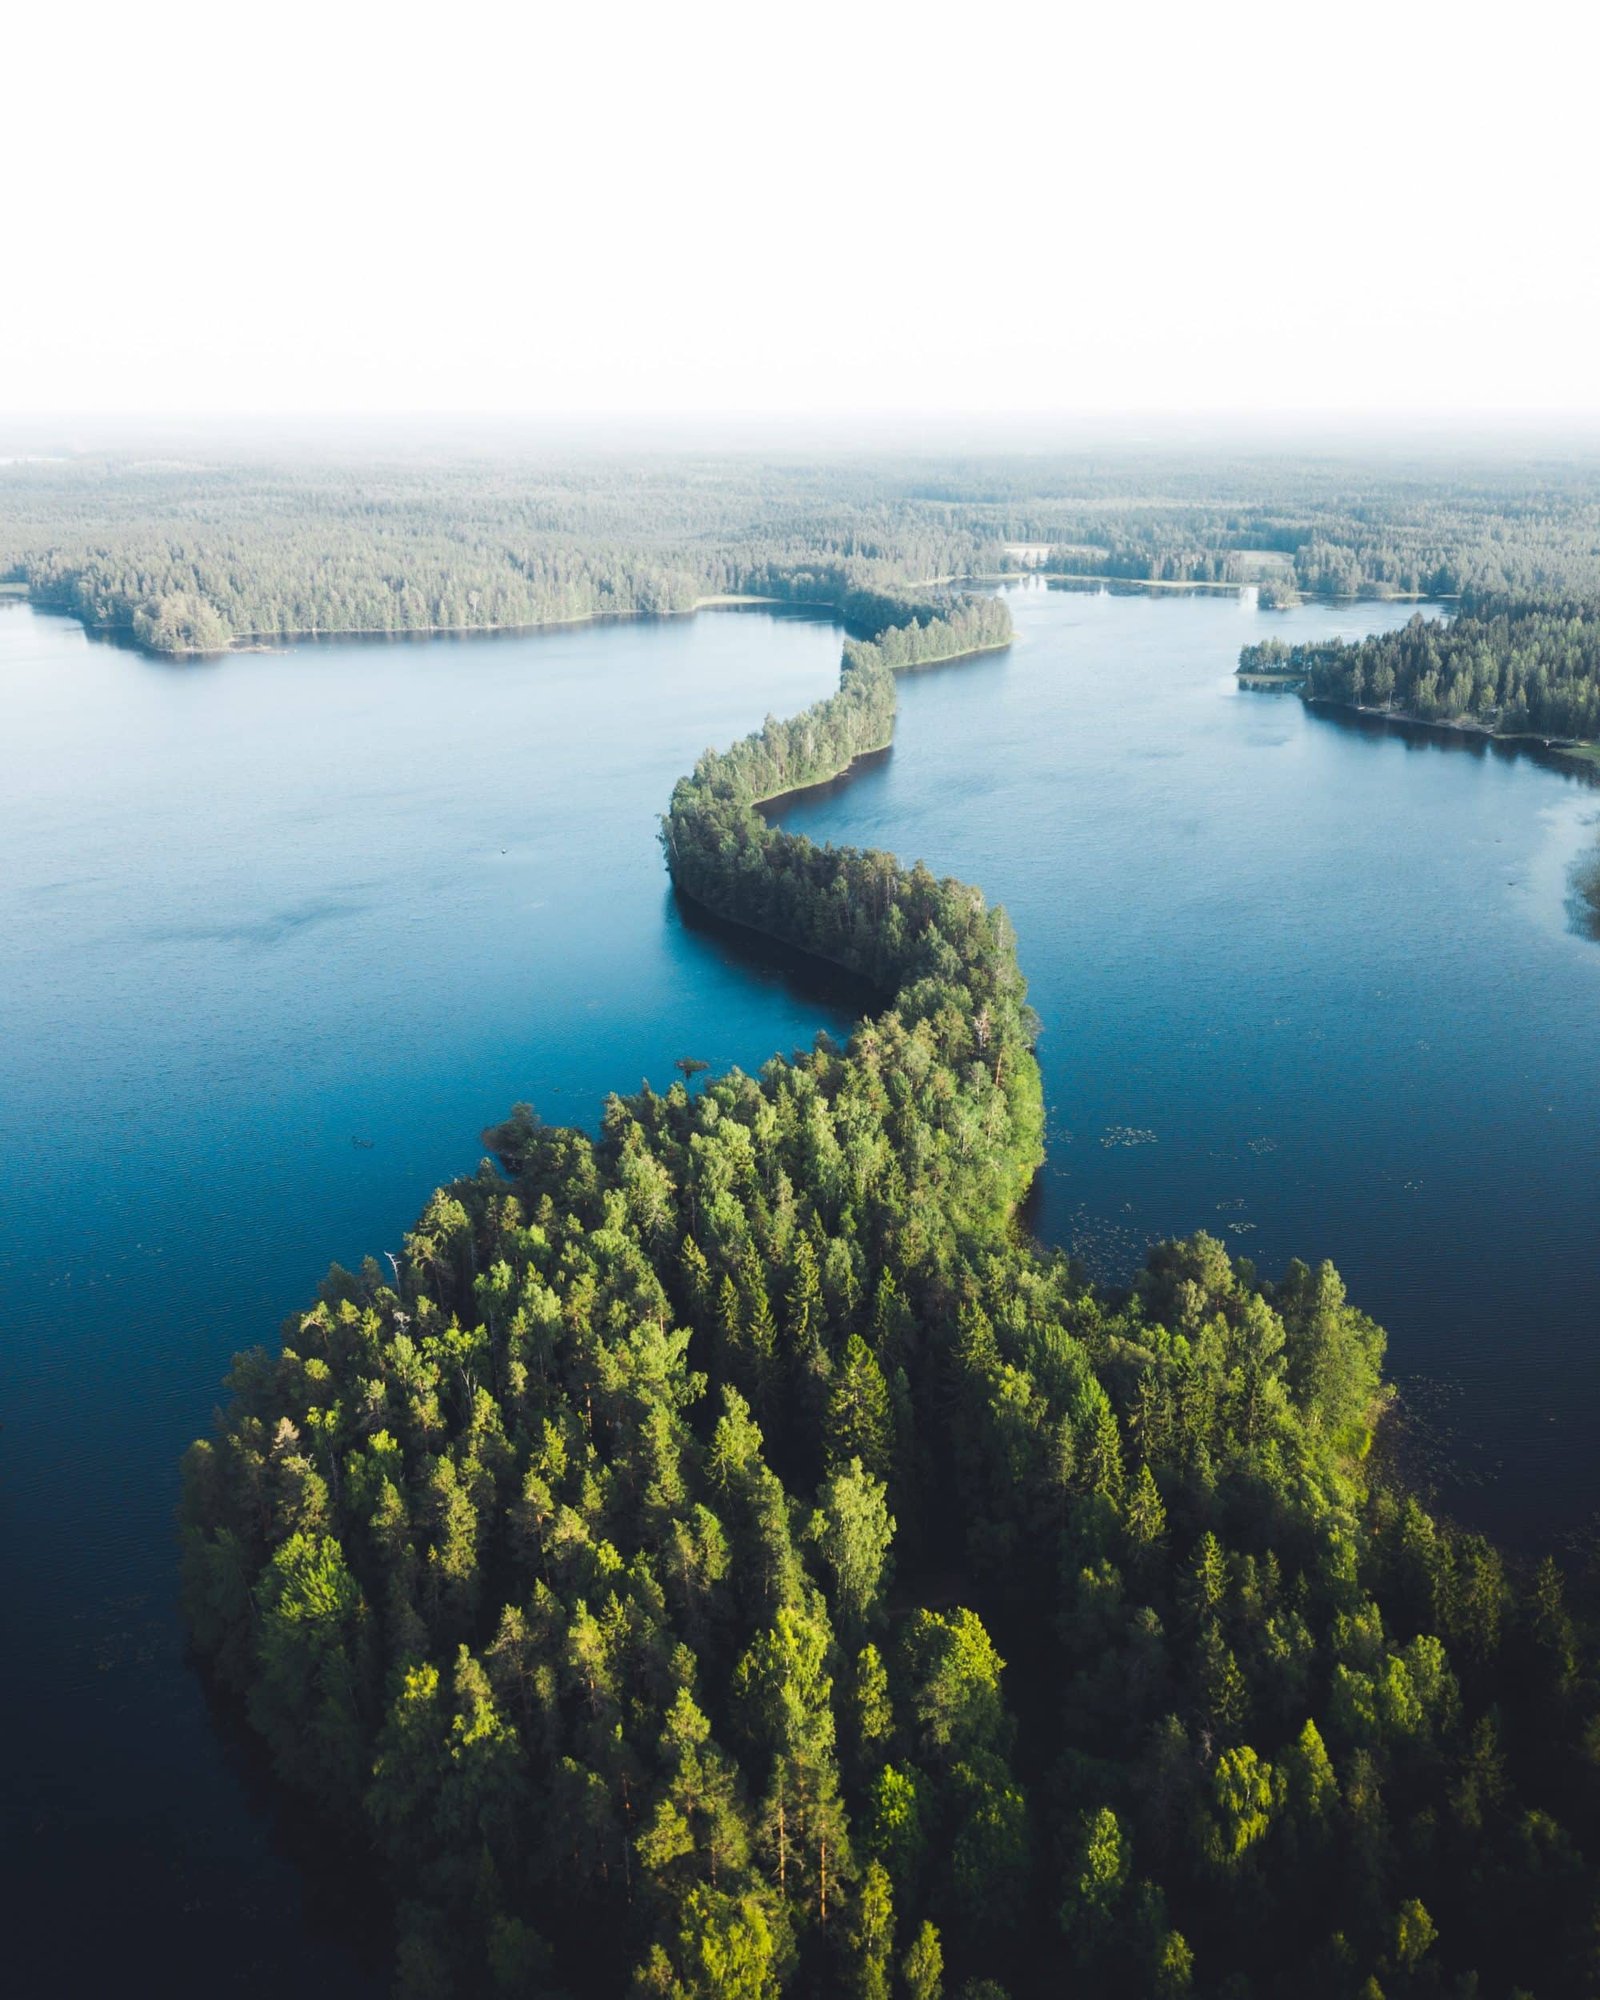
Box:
14 449 1600 654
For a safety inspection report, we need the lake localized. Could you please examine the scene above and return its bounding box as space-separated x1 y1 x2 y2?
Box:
4 581 1598 1991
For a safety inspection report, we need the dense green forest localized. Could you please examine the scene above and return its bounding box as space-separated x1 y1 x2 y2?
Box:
183 585 1600 2000
11 445 1600 653
1240 603 1600 743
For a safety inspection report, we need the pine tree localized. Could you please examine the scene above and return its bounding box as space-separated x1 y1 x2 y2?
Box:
848 1860 894 2000
741 1247 781 1403
902 1921 943 2000
680 1235 713 1320
1086 1398 1126 1505
1186 1532 1229 1628
1123 1462 1168 1563
825 1335 894 1480
1198 1620 1250 1741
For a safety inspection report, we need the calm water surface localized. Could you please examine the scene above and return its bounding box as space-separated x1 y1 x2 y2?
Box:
0 603 855 1995
775 581 1600 1538
5 582 1600 1991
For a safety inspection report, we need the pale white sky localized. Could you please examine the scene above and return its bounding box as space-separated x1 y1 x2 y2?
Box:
4 0 1597 422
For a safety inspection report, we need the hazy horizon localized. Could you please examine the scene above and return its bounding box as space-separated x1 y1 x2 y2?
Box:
8 1 1598 426
12 408 1600 463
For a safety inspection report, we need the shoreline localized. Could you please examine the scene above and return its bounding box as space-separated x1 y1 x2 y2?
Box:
671 877 895 995
16 590 856 659
15 576 1449 659
745 637 1012 809
1300 692 1600 770
1235 660 1600 772
751 739 894 812
995 571 1446 604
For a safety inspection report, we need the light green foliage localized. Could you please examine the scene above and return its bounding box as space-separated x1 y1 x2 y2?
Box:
733 1596 851 1920
1122 1461 1168 1556
862 1762 927 1896
131 589 231 652
1187 1532 1228 1624
637 1885 789 2000
901 1920 944 2000
849 1859 895 2000
1154 1928 1194 1996
639 1690 752 1896
808 1460 895 1632
250 1530 369 1799
734 1601 836 1772
369 1661 450 1857
1061 1805 1129 1946
1394 1898 1437 1970
1283 1719 1339 1831
847 1643 894 1767
899 1609 1012 1770
1206 1746 1277 1870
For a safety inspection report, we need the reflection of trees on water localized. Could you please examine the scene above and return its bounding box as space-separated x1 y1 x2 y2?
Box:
1567 848 1600 939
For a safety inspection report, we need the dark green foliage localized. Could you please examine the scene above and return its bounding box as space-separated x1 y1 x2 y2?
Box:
1245 600 1600 741
181 583 1600 1998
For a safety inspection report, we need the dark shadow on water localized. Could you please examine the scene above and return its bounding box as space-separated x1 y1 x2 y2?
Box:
896 642 1014 683
758 744 893 819
1045 576 1231 600
1014 1166 1049 1242
21 595 844 667
25 601 235 669
187 1662 391 1993
1567 851 1600 941
283 600 843 654
669 888 882 1028
1306 696 1600 788
15 1636 392 1998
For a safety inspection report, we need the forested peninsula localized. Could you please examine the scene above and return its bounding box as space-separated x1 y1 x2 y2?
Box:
182 586 1600 2000
1239 602 1600 751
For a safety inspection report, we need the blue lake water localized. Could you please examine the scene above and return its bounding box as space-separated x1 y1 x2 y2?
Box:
4 581 1599 1990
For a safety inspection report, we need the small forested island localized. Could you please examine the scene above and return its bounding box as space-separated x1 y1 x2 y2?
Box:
182 585 1600 2000
1239 602 1600 749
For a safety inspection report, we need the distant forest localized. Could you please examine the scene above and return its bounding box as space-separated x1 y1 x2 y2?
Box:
9 447 1600 652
